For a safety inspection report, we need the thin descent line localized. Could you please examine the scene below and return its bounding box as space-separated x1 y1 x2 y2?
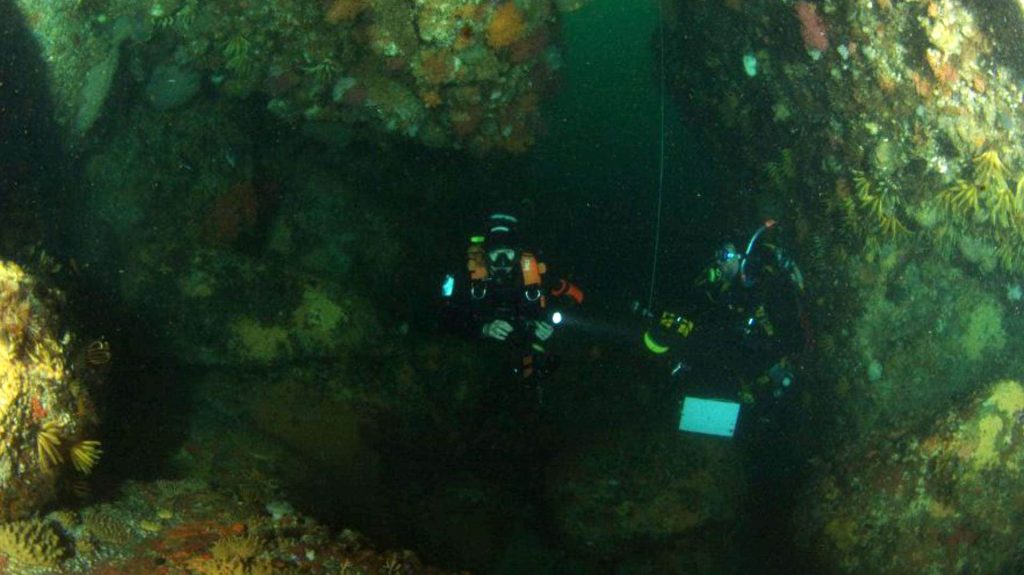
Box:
647 0 667 311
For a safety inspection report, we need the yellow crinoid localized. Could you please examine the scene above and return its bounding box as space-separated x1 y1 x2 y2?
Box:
987 183 1019 229
70 440 102 474
859 190 885 221
69 479 91 500
852 169 907 239
853 170 883 218
852 169 872 201
1015 176 1024 213
993 229 1024 272
973 149 1008 190
37 420 63 469
211 532 263 561
879 212 909 239
931 222 961 258
940 180 981 218
762 148 796 191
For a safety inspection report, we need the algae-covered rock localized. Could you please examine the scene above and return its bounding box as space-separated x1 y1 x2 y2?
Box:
220 279 379 366
845 259 1014 438
795 379 1024 574
546 429 744 561
145 63 201 111
0 261 100 521
0 518 67 568
247 374 382 514
71 104 394 368
13 0 561 153
959 298 1006 361
159 255 382 367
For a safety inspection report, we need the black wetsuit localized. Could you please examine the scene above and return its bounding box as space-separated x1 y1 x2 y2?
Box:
440 252 578 381
645 242 805 400
700 243 805 398
440 271 546 345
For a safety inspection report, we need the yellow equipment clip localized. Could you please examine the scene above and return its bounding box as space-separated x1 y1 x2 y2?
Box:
660 312 695 337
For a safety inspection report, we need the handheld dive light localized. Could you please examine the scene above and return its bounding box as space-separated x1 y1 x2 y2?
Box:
550 310 563 325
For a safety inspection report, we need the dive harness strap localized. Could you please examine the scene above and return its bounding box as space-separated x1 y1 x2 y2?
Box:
467 243 550 303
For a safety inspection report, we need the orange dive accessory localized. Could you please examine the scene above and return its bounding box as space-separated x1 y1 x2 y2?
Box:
519 353 535 379
467 242 488 281
551 279 584 305
519 251 545 287
519 251 547 305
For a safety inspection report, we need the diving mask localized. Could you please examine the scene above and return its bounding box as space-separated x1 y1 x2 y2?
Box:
715 242 742 281
488 247 517 276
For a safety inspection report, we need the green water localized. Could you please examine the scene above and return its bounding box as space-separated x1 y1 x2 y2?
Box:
0 0 787 572
526 0 714 308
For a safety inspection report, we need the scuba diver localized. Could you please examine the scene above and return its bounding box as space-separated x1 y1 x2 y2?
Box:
440 212 584 381
640 219 807 404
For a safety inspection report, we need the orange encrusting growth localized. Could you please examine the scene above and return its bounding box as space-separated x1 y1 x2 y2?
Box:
325 0 367 24
487 2 526 49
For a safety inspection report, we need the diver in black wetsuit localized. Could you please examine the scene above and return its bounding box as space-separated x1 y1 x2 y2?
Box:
440 212 583 381
640 220 808 403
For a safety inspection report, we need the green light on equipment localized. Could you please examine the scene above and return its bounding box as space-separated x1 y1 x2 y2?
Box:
470 235 485 244
643 331 670 354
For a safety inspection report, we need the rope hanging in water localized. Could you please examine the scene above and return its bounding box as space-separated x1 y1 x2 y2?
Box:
647 0 667 311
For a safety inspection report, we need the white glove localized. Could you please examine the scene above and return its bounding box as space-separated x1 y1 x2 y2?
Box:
482 320 514 341
532 320 554 341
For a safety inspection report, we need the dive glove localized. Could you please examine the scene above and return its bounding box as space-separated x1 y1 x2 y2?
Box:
482 320 514 341
531 320 555 341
